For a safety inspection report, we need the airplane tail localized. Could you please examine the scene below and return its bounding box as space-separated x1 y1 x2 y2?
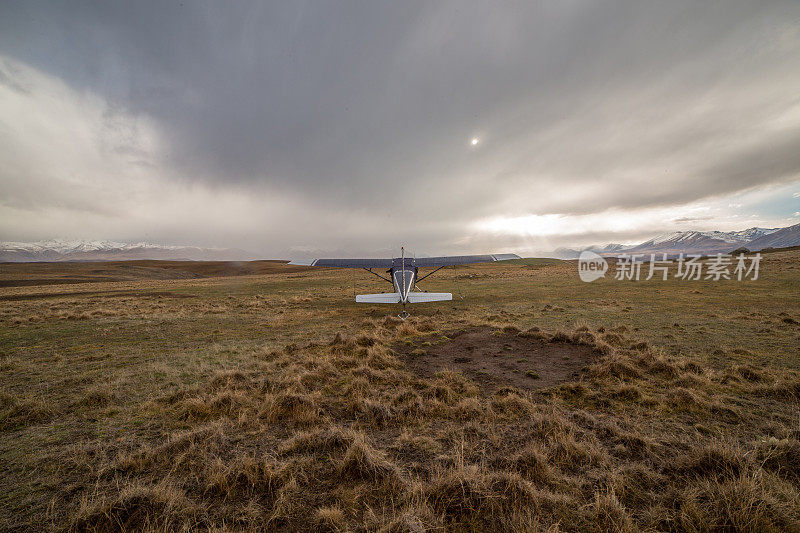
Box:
407 292 452 303
355 293 402 304
355 292 452 304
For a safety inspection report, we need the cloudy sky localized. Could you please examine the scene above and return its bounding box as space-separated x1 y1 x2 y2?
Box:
1 1 799 257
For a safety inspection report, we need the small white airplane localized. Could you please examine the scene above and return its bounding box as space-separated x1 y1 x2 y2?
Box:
290 247 520 317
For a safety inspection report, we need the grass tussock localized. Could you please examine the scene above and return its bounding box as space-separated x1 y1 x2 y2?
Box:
756 438 800 483
588 356 642 380
666 441 745 480
315 505 347 532
260 391 320 425
338 435 405 486
392 431 441 464
509 444 557 486
754 377 800 399
71 481 200 532
279 426 355 455
676 473 800 532
423 465 573 528
205 453 285 499
112 424 227 475
0 391 54 429
583 490 635 533
74 384 119 408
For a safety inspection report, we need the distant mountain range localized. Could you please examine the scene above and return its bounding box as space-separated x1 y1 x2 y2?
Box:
0 240 260 262
3 224 799 263
554 223 800 259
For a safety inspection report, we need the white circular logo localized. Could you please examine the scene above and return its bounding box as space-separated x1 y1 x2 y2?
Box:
578 250 608 282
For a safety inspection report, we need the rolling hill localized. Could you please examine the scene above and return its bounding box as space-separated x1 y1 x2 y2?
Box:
0 240 260 262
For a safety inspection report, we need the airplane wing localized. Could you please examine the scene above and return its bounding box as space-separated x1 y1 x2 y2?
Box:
288 254 520 268
288 258 394 268
413 253 520 267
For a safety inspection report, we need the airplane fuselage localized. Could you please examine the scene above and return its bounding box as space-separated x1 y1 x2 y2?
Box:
389 259 417 303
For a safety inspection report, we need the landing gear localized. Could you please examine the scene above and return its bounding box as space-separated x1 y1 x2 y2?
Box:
398 302 409 320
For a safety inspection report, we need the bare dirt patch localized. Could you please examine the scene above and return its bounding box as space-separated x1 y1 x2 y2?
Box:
393 326 598 392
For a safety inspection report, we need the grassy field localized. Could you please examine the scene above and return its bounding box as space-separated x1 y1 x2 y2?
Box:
1 251 799 531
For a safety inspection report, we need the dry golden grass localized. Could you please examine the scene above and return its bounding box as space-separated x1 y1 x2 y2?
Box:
1 253 799 531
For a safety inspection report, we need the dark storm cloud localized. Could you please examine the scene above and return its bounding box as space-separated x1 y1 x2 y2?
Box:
1 1 799 253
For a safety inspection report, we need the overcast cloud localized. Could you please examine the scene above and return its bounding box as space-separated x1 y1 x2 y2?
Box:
1 1 799 257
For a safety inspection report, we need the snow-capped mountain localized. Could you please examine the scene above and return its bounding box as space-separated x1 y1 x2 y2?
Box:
590 243 628 253
647 227 778 246
553 243 628 259
0 240 260 262
745 223 800 251
553 225 793 258
728 227 781 242
624 227 780 255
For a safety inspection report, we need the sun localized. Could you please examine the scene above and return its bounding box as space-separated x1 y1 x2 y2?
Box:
470 137 479 146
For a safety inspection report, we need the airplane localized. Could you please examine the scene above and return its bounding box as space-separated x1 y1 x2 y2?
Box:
289 247 520 317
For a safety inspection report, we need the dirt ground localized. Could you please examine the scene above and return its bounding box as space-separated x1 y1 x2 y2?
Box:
393 326 598 392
